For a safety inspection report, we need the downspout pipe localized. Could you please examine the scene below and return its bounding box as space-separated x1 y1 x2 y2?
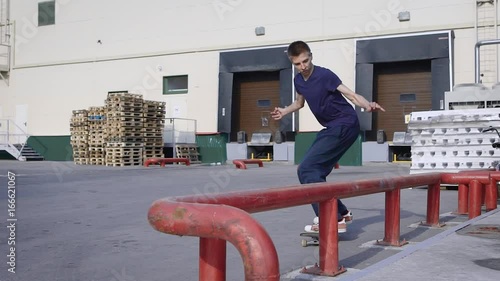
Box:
475 39 500 83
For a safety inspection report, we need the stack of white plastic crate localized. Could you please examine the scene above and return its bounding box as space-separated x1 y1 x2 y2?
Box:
408 108 500 174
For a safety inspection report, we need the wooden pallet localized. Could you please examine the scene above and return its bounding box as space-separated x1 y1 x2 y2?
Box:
143 122 165 128
106 101 144 108
143 144 164 149
107 121 144 128
143 108 165 113
70 126 88 130
143 148 163 154
105 158 142 167
89 158 105 165
107 116 143 121
142 137 165 143
106 142 143 147
73 154 88 157
105 127 143 134
142 133 162 138
143 113 165 118
71 135 88 141
107 92 143 100
70 126 89 131
142 127 163 133
70 117 88 123
74 158 89 165
88 134 105 138
72 143 88 148
106 153 142 159
143 153 164 159
175 145 201 163
106 132 143 138
107 111 144 118
105 162 142 167
105 148 143 157
143 100 166 106
72 109 88 116
105 136 143 143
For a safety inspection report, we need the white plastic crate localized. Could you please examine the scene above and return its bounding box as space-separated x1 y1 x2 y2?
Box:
408 108 500 174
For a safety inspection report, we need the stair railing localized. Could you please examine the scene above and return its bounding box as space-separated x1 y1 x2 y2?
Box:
0 119 30 160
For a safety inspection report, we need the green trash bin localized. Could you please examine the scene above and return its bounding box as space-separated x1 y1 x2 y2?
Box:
294 132 362 166
196 133 228 164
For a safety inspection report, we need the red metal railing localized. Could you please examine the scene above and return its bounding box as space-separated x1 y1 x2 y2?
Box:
148 171 499 281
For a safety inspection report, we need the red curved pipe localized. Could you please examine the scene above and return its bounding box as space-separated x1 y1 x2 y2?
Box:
148 173 442 280
148 200 279 281
144 158 191 167
233 159 264 169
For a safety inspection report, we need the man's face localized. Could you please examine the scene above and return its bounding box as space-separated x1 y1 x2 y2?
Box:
290 52 313 77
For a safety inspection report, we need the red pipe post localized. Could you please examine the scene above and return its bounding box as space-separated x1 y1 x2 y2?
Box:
378 189 406 246
485 180 498 211
425 183 442 227
456 184 469 215
301 198 346 277
148 201 279 281
319 199 344 276
468 180 483 219
200 238 226 281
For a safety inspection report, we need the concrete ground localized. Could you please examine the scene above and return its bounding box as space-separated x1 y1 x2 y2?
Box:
0 160 497 281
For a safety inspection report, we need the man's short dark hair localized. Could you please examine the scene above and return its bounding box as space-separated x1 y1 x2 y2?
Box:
287 41 311 57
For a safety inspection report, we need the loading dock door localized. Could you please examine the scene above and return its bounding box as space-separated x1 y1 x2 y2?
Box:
375 61 432 141
231 71 280 142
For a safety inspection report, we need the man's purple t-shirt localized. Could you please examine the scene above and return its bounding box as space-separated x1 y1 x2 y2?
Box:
294 65 359 128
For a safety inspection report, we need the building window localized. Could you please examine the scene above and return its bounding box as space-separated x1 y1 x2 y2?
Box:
163 75 188 94
257 99 271 107
38 1 55 26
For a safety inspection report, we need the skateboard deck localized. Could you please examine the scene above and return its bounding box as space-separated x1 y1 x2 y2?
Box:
300 232 319 247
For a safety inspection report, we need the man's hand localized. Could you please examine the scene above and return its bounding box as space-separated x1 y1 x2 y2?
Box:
366 102 385 112
271 107 286 120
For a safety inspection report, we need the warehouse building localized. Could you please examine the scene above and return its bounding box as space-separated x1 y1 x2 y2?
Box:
0 0 495 164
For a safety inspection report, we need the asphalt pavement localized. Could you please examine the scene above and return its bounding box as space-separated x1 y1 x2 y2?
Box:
0 160 497 281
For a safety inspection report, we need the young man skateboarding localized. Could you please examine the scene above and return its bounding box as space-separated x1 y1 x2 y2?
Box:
271 41 385 233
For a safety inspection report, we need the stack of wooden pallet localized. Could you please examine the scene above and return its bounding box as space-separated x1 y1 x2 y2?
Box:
70 93 167 166
70 110 89 165
87 107 107 165
175 144 201 164
143 100 166 159
104 93 144 167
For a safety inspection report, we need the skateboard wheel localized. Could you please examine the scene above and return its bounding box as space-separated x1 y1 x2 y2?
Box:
301 239 308 247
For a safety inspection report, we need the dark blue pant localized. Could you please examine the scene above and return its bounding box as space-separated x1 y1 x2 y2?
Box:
297 124 360 221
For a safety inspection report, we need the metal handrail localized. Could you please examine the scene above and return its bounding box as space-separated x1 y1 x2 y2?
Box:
474 39 500 83
148 170 499 280
0 119 30 159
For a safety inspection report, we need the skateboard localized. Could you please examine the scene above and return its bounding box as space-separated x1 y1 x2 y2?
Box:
300 232 319 247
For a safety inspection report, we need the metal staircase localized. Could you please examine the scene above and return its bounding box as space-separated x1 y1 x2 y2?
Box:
13 144 44 161
0 0 11 85
0 119 44 161
475 0 499 86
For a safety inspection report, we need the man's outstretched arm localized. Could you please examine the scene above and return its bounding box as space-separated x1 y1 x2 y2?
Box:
338 84 385 112
271 93 305 120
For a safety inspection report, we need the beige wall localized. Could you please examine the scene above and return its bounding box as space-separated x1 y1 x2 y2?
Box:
1 52 219 135
0 0 492 134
